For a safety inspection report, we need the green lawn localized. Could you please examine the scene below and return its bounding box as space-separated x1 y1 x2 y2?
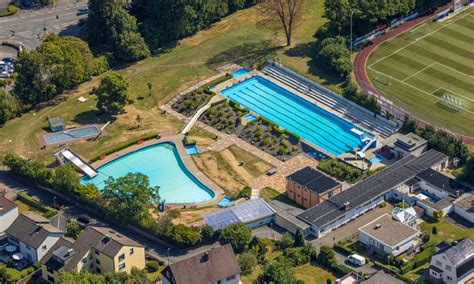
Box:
227 144 273 178
0 0 336 165
367 8 474 136
293 264 335 284
420 220 474 242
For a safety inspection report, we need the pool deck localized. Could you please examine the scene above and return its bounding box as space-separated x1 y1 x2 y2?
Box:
89 130 225 208
212 71 379 158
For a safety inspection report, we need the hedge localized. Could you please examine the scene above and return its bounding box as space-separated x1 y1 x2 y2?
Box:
374 261 399 274
89 133 160 162
16 192 58 218
334 243 354 256
0 5 19 17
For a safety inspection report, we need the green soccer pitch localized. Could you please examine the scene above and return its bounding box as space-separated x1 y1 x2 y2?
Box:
367 8 474 136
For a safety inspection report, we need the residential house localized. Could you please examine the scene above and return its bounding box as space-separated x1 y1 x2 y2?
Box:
358 214 420 256
161 244 241 284
41 226 145 283
5 213 63 263
0 196 18 235
286 167 342 209
429 238 474 284
297 150 448 238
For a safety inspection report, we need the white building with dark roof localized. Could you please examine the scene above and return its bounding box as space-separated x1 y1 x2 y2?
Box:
358 214 420 256
429 238 474 284
453 193 474 223
0 196 18 235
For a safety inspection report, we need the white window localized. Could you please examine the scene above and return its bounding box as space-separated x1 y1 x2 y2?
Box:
129 248 134 255
445 265 451 271
118 253 125 261
436 260 442 267
118 263 126 270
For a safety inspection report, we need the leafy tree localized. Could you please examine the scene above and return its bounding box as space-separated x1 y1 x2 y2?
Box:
0 265 13 284
58 270 106 284
432 226 438 235
218 222 252 253
200 224 215 242
464 156 474 184
294 228 305 247
0 90 17 124
318 246 335 267
283 247 310 266
249 236 267 261
52 164 82 194
433 210 444 223
87 0 125 46
102 173 160 222
238 252 257 275
65 219 83 239
258 0 305 46
316 36 352 77
279 232 294 250
13 35 95 105
116 31 150 62
165 224 201 246
94 72 131 114
257 259 295 284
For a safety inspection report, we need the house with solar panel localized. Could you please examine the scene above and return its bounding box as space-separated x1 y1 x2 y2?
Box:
296 150 449 238
203 199 275 230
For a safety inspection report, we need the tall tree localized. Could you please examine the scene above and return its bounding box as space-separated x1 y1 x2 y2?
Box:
94 72 131 114
257 259 295 283
218 222 252 253
258 0 305 46
102 173 160 222
0 90 17 124
87 0 125 46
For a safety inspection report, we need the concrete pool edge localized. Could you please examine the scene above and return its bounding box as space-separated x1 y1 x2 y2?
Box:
88 135 224 207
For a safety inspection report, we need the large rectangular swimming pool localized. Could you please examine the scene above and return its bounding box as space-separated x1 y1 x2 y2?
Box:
221 75 367 156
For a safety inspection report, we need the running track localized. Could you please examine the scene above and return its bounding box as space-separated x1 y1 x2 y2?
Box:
353 3 474 145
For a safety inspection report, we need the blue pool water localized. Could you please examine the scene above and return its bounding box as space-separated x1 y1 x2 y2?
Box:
184 144 199 155
243 113 257 122
43 126 100 145
221 75 367 156
231 68 251 78
368 153 385 165
80 142 215 204
217 196 232 207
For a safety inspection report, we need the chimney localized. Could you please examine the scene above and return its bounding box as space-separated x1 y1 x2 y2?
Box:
374 224 382 230
201 252 209 262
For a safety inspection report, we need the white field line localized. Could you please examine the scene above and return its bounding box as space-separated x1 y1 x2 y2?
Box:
367 66 474 115
402 62 436 82
368 9 474 69
433 61 474 79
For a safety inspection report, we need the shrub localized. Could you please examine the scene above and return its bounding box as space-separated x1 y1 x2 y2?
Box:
432 226 438 235
317 159 362 183
238 187 252 199
0 5 19 17
238 252 257 275
146 261 160 272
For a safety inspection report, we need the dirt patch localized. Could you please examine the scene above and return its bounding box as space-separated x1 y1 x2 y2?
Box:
170 205 218 225
220 148 254 181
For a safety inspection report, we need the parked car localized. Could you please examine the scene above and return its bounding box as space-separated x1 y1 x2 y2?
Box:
348 254 366 266
76 7 89 15
2 57 15 64
76 214 91 226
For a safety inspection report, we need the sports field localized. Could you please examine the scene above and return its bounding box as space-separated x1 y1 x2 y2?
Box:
367 8 474 136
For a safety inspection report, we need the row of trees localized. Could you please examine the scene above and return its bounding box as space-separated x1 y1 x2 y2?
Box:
57 268 148 283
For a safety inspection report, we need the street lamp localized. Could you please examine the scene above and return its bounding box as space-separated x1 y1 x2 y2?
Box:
167 248 171 265
53 196 56 208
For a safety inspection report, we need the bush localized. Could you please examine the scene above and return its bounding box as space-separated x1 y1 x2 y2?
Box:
334 243 354 256
317 159 362 183
432 226 438 235
16 192 58 218
238 186 252 199
218 223 252 253
146 261 160 272
238 252 257 275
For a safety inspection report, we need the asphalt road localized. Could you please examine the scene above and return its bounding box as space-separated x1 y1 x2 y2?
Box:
0 0 88 49
0 169 222 264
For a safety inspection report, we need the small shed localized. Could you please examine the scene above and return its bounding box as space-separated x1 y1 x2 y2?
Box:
48 117 65 132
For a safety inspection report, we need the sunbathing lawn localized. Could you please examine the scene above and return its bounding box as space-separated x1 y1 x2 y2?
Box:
420 220 474 242
186 127 219 146
170 205 218 225
0 0 336 165
227 145 273 178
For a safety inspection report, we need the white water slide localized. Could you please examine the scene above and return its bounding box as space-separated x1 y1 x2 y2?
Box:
61 149 98 178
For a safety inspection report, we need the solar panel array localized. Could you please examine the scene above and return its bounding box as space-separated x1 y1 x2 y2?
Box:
203 199 274 230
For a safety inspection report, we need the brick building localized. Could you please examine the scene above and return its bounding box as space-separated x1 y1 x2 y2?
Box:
286 167 342 209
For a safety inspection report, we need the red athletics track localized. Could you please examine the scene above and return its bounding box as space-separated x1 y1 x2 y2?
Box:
352 3 474 145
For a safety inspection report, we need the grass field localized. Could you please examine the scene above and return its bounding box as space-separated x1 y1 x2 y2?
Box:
367 8 474 136
0 0 333 165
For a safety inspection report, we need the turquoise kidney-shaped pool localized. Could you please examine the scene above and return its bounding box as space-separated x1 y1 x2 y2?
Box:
80 142 215 204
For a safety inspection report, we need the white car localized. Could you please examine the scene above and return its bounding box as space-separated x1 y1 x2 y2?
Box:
348 254 366 266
